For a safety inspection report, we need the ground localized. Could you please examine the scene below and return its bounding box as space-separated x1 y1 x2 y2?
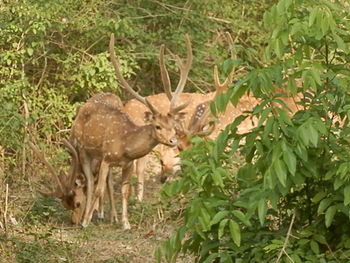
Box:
0 153 191 263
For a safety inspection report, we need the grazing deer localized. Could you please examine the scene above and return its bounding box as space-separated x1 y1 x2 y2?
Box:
28 139 89 224
72 33 192 229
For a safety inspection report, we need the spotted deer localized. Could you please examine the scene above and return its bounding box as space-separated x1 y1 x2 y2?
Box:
124 32 243 200
71 33 192 229
125 31 301 200
28 139 90 224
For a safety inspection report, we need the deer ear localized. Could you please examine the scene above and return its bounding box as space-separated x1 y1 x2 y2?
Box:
144 111 154 123
75 178 85 188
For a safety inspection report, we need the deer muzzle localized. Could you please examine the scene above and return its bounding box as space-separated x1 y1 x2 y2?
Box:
168 137 178 146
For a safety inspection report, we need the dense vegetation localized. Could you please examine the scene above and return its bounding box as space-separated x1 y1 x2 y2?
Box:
2 0 350 262
157 0 350 262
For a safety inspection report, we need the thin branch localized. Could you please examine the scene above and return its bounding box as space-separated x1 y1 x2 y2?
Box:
150 0 192 12
49 40 95 59
275 213 296 263
36 54 47 88
208 16 232 24
3 184 9 237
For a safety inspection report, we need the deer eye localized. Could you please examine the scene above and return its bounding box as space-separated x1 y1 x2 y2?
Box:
75 202 81 208
156 125 162 130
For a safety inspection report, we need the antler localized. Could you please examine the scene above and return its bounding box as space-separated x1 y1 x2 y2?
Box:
109 33 158 113
61 138 79 188
28 141 65 196
159 44 172 101
159 34 193 114
213 31 236 96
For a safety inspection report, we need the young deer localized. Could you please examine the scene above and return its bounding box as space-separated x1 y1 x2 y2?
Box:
72 33 192 229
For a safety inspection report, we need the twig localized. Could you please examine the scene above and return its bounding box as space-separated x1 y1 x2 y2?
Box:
36 54 47 88
275 213 296 263
4 184 9 237
208 16 232 24
325 242 341 263
22 99 30 178
150 0 191 12
49 40 94 59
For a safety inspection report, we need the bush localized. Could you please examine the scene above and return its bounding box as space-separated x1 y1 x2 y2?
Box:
157 0 350 262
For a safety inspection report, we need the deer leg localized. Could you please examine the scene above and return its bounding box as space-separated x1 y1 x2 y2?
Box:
97 191 104 220
106 170 118 223
136 156 147 202
121 161 134 230
81 153 94 227
85 159 110 225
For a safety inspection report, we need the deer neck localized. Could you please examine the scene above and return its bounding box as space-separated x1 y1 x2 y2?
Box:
123 125 158 159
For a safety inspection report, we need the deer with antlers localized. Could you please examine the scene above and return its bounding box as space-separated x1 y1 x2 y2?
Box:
28 139 91 224
70 33 192 229
123 32 246 200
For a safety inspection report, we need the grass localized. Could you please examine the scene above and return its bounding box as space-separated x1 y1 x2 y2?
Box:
0 154 192 263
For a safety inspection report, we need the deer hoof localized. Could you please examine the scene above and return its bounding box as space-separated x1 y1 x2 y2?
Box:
137 194 143 202
110 214 118 224
97 211 104 220
122 220 131 231
81 220 89 228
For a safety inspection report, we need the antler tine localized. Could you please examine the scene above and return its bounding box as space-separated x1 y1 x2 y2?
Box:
170 34 193 110
159 44 173 101
213 32 237 97
225 31 236 60
61 138 79 187
28 141 65 195
109 33 147 105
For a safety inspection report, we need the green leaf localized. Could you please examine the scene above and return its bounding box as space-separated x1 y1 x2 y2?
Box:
344 185 350 206
223 58 237 75
258 199 267 226
218 219 228 239
333 33 349 53
312 191 327 203
229 220 241 247
310 68 322 86
257 107 272 127
276 107 292 125
274 159 287 187
199 207 211 231
298 125 310 146
313 234 327 245
310 240 320 254
210 211 229 226
232 210 252 227
264 168 276 189
309 8 318 27
283 149 296 176
317 198 332 215
211 169 224 187
287 77 297 95
308 123 318 147
27 47 34 56
334 177 345 190
325 205 337 228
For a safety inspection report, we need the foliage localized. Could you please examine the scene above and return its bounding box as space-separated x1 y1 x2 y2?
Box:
0 0 271 177
26 196 68 225
157 0 350 262
1 235 75 263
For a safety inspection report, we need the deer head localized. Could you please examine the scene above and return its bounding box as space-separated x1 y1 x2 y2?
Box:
29 140 87 224
108 33 192 148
